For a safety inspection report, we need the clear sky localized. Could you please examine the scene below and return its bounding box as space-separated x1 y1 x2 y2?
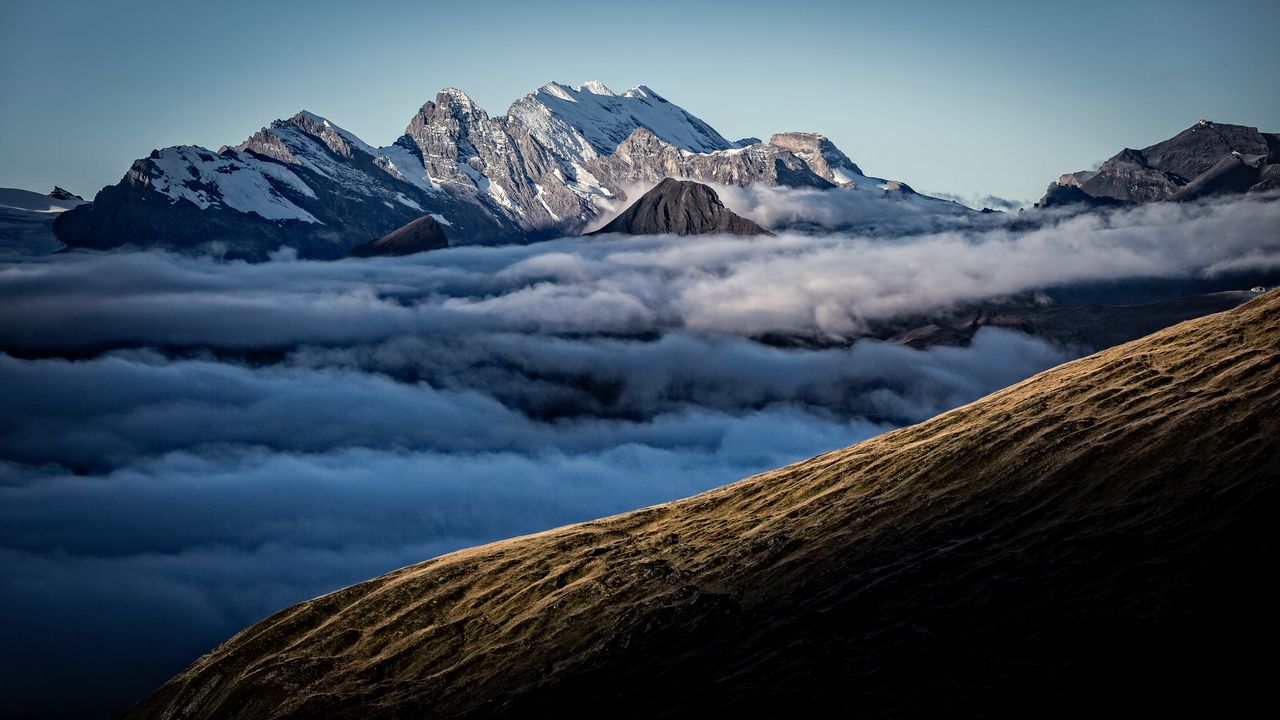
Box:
2 0 1278 205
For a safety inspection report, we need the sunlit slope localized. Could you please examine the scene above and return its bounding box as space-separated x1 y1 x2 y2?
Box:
131 292 1280 718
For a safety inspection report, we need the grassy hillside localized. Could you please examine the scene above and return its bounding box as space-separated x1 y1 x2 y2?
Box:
130 292 1280 718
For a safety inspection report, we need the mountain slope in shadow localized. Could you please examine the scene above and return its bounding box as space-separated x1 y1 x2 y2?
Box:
129 292 1280 719
346 214 449 257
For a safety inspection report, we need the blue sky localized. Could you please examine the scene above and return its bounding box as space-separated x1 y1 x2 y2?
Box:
2 0 1277 204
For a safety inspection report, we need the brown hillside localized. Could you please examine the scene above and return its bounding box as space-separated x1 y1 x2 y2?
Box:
130 292 1280 718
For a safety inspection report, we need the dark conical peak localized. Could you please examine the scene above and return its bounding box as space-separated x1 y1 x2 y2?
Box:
347 214 449 258
590 178 771 237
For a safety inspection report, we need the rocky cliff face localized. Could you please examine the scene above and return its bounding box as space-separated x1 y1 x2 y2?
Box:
1038 120 1280 207
768 132 864 184
55 81 958 258
589 178 770 236
597 128 834 190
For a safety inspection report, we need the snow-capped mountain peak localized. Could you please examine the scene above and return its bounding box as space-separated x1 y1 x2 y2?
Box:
535 82 576 102
578 80 615 96
621 85 659 100
507 80 735 170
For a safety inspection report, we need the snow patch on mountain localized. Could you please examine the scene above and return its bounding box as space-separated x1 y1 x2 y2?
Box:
557 161 614 207
373 141 442 193
830 166 859 185
458 161 521 214
487 177 521 215
534 184 560 220
146 147 320 222
394 193 422 211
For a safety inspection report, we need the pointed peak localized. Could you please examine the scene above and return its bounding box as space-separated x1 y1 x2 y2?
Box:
425 87 489 123
291 110 328 125
623 85 663 101
577 80 615 96
537 82 578 102
438 87 478 108
275 110 376 158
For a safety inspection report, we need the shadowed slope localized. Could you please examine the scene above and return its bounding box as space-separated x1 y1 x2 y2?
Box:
346 214 449 257
130 292 1280 718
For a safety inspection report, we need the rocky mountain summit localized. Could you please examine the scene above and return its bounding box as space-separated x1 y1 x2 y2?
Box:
1038 120 1280 207
53 81 957 259
590 178 770 236
126 292 1280 718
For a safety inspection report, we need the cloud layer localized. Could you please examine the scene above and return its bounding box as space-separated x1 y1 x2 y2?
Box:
2 194 1278 352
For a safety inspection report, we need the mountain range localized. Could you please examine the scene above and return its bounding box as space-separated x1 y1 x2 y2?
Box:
14 88 1278 262
50 82 952 260
125 290 1280 718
